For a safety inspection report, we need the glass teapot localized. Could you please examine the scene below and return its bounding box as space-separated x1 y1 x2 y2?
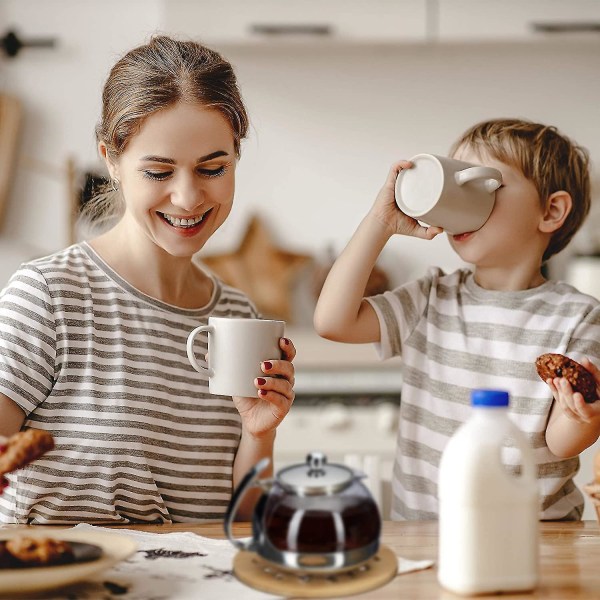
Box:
224 451 381 572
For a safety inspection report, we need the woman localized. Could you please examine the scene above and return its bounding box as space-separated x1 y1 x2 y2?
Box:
0 35 295 524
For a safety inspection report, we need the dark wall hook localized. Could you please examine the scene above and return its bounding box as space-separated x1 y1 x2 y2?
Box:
1 30 56 58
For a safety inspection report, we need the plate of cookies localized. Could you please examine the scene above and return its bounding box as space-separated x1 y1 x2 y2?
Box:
0 429 137 595
0 529 137 595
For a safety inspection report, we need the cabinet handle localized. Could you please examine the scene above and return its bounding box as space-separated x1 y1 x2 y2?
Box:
249 24 333 37
531 22 600 33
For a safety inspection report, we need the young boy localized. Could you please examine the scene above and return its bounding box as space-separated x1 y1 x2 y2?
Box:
314 119 600 521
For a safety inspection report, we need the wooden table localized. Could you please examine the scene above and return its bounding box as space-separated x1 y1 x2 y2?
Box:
8 519 598 598
110 519 599 599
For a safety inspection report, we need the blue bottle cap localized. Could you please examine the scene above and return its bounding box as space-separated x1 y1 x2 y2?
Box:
471 389 509 407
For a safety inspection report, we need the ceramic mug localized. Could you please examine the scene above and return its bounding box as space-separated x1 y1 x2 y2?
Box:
394 153 503 234
187 317 285 397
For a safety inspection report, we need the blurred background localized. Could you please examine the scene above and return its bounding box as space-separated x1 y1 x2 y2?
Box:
1 0 600 518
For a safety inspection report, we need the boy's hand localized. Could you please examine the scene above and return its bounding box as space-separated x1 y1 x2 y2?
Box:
232 337 295 438
547 357 600 424
369 160 444 240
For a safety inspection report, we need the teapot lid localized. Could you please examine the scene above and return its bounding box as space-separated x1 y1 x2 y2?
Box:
276 452 355 496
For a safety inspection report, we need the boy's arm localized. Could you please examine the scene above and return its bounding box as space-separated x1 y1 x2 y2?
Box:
313 161 442 344
313 214 392 343
545 358 600 457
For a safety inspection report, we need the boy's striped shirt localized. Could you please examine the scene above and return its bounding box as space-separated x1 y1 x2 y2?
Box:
367 267 600 521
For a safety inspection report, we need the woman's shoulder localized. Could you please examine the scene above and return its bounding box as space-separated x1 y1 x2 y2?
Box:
8 244 91 284
212 279 260 318
1 245 98 312
18 243 98 284
22 243 90 269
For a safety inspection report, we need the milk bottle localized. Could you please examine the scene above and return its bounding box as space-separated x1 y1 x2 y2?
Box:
438 389 539 595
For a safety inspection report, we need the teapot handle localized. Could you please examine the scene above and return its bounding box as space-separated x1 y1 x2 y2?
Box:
223 456 270 551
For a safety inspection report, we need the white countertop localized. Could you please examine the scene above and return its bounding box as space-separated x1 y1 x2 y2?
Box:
287 327 400 368
287 327 402 394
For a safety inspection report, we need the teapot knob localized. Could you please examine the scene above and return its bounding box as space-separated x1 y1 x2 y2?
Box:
306 451 327 477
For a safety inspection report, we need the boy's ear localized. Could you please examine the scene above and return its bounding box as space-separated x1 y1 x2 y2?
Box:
539 191 572 233
98 141 120 182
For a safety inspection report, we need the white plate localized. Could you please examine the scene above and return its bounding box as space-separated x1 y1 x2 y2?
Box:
0 529 137 596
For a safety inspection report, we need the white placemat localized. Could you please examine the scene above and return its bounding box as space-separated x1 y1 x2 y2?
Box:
37 524 433 599
41 523 276 600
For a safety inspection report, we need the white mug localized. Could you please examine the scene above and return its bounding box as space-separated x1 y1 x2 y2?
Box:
394 153 503 234
187 317 285 397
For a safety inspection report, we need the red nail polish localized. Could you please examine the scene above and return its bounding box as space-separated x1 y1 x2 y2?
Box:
263 362 273 371
257 378 267 385
282 338 290 345
259 389 267 396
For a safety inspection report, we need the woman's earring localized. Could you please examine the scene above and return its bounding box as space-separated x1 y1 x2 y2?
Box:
111 178 120 192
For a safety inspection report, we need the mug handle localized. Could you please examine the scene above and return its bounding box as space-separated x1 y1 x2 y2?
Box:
455 166 502 193
223 457 271 551
186 325 214 376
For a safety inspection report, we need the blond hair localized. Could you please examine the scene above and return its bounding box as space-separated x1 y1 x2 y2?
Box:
82 35 249 231
450 118 590 262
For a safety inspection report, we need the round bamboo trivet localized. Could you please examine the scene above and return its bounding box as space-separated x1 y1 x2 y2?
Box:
233 544 397 598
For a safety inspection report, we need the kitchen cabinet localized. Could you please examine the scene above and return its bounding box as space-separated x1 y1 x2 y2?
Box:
437 0 600 42
160 0 429 45
161 0 600 46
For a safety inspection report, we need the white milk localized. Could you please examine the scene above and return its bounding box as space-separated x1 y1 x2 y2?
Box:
438 389 539 595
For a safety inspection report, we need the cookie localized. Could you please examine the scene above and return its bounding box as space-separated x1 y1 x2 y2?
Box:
4 536 73 566
0 429 55 477
535 353 597 403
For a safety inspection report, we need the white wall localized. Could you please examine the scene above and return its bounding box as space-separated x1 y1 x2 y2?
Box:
2 1 600 288
0 0 162 280
223 40 600 285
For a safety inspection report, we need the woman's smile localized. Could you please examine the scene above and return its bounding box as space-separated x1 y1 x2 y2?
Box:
157 208 212 227
156 207 214 236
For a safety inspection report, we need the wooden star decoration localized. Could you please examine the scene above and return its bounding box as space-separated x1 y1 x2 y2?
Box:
201 215 313 322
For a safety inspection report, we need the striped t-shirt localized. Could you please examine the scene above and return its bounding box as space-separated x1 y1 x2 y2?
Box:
366 267 600 521
0 242 258 524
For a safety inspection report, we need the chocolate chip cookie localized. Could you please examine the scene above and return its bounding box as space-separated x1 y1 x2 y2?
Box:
535 353 597 403
4 536 74 566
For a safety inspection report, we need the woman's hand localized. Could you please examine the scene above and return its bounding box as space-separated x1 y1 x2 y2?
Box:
547 357 600 424
233 337 296 438
368 160 443 240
